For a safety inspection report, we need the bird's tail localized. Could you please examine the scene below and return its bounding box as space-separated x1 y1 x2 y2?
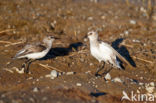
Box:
114 50 135 69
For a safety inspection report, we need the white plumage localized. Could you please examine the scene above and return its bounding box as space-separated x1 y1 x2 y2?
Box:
87 31 133 75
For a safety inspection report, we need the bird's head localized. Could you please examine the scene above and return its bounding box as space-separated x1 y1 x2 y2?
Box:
43 35 60 44
87 31 98 40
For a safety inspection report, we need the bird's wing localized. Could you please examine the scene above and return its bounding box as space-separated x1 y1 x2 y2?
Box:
14 44 47 59
101 42 134 69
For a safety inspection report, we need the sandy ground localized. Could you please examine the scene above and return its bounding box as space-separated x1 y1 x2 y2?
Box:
0 0 156 103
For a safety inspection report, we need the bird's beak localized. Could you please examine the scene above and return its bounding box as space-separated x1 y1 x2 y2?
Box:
54 37 60 39
83 35 88 39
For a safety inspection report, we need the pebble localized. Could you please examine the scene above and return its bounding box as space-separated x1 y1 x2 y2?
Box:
13 67 24 74
104 73 111 80
89 63 93 66
129 20 136 25
146 86 155 93
112 77 123 83
33 87 39 92
88 17 93 21
101 15 106 19
76 83 82 86
66 72 75 75
150 82 155 87
84 38 88 42
139 82 144 86
132 39 140 43
50 70 58 78
124 30 129 36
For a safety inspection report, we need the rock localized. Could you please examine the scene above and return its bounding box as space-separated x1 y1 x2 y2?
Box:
104 73 111 80
150 82 155 87
50 70 58 79
14 67 24 74
89 63 93 66
66 72 75 75
76 83 82 87
129 20 136 25
88 17 93 21
33 87 39 92
146 86 155 93
112 77 123 83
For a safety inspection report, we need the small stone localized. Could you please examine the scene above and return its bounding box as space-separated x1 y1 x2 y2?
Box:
124 30 129 36
150 82 155 87
88 17 93 21
139 82 144 86
89 63 93 66
84 38 88 42
66 72 75 75
104 73 111 80
101 15 106 19
129 20 136 25
13 67 24 74
80 58 84 62
76 83 82 86
33 87 39 92
85 71 91 74
146 86 155 93
50 70 58 78
112 77 123 83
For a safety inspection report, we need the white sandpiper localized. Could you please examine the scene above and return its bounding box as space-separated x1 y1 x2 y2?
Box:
86 31 133 76
13 35 58 73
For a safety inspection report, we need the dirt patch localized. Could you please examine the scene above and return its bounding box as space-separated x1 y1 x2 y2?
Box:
0 0 156 103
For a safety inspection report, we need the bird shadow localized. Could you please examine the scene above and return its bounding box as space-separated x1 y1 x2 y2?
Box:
90 92 106 97
111 38 136 67
40 42 83 60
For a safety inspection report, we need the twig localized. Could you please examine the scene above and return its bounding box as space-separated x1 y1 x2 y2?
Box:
5 41 23 47
0 40 12 44
0 29 15 34
121 43 133 48
132 56 153 64
68 50 88 57
38 63 63 72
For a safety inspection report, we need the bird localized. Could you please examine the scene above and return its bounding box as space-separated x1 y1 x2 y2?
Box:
86 31 134 76
13 35 58 73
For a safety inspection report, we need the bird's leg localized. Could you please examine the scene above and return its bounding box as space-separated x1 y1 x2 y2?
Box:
101 64 113 76
95 61 105 76
24 59 36 74
20 59 30 70
24 59 33 73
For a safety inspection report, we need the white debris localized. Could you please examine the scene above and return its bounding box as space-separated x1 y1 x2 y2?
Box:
50 70 58 79
104 73 111 80
101 15 106 20
132 39 140 43
66 72 75 75
33 87 39 92
150 82 155 87
45 74 51 78
76 83 82 87
124 30 129 36
146 87 155 93
139 82 144 86
112 77 123 83
145 82 155 93
13 67 24 74
85 71 91 74
88 17 93 21
89 63 93 66
4 68 14 73
129 20 136 25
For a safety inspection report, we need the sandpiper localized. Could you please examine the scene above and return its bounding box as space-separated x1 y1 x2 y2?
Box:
86 31 133 76
13 35 58 73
